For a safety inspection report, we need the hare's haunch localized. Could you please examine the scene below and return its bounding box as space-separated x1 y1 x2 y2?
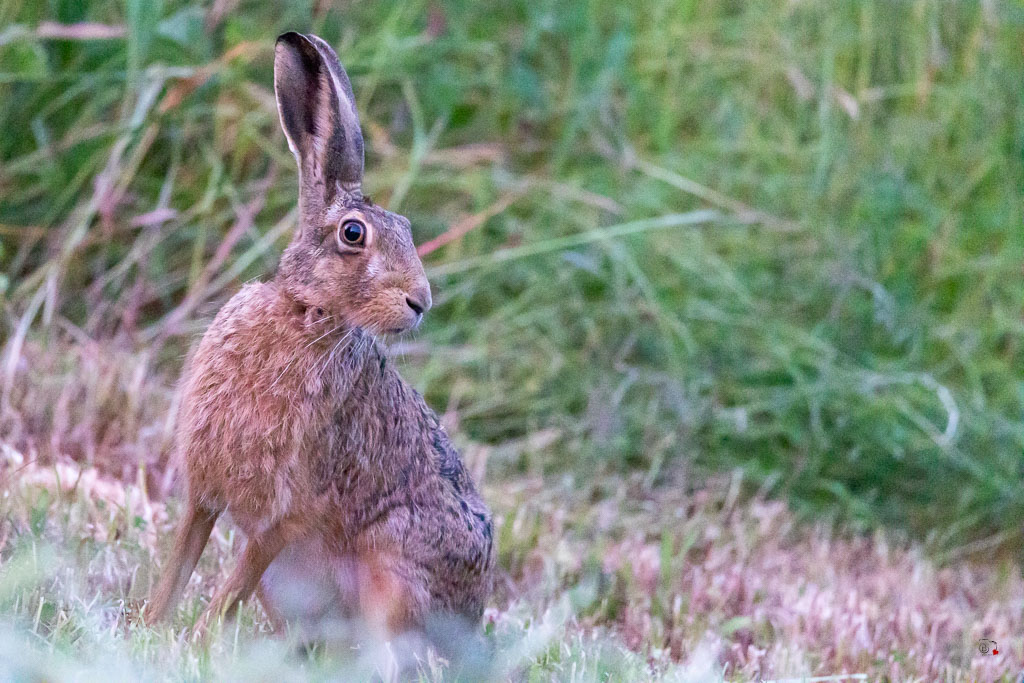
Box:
146 32 494 643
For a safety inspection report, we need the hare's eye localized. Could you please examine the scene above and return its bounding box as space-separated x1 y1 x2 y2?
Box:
339 219 366 247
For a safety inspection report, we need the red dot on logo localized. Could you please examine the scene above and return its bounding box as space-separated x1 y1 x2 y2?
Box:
992 649 999 655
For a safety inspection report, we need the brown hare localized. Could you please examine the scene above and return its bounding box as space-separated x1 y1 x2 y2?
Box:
145 32 494 646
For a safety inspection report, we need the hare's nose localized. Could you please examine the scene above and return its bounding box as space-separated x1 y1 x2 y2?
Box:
405 283 432 316
405 296 425 316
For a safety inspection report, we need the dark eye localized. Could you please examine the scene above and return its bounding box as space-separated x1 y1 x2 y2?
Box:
340 219 366 246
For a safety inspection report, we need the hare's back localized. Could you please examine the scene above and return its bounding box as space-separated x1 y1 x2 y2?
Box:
412 426 495 616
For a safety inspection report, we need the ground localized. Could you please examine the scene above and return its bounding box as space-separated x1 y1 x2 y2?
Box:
1 409 1021 680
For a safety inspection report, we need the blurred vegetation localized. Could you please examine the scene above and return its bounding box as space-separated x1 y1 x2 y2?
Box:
3 460 1022 680
2 0 1023 562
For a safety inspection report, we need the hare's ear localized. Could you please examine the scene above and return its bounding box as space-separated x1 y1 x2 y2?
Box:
274 32 364 200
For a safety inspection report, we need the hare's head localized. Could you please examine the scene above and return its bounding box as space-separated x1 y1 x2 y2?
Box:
272 32 431 335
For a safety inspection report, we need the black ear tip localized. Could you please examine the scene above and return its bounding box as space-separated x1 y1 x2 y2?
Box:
276 31 311 49
275 32 325 68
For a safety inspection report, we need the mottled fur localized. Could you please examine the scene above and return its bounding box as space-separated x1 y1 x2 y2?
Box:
145 32 493 641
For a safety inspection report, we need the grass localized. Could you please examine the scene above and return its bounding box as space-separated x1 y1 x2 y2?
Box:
1 0 1023 680
3 455 1023 680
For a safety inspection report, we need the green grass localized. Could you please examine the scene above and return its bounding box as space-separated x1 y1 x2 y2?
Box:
4 0 1021 552
1 0 1024 679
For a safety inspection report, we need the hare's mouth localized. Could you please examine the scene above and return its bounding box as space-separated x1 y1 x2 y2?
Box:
386 319 420 335
355 294 424 336
366 319 418 336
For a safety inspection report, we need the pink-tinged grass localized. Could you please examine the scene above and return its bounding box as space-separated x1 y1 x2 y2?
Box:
2 407 1021 680
491 475 1024 681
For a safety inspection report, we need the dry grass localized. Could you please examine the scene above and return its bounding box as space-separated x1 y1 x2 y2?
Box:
1 348 1020 680
1 337 178 493
492 475 1023 681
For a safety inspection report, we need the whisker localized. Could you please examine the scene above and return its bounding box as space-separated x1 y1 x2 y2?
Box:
317 328 356 384
270 318 345 390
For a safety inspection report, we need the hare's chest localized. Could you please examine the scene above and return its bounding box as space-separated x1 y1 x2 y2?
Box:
179 343 337 528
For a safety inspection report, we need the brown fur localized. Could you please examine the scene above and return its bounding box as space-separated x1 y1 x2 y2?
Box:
145 32 493 641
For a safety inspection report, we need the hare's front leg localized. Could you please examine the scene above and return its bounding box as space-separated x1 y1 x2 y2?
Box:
193 519 298 638
254 584 288 633
145 501 220 624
